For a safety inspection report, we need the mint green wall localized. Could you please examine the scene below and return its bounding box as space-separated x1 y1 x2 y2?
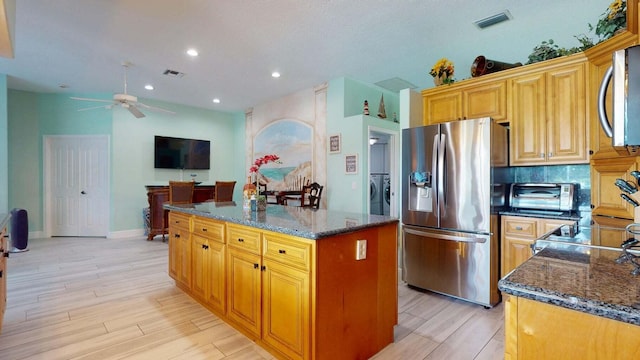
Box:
7 91 245 235
326 77 400 214
0 75 7 213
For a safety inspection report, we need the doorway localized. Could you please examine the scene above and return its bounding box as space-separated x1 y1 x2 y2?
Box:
368 128 398 217
44 135 110 237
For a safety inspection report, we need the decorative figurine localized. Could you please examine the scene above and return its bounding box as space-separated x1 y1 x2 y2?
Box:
378 94 387 119
363 100 370 115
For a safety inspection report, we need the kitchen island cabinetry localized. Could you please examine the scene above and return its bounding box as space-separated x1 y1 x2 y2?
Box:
191 217 226 314
500 239 640 359
422 79 507 124
167 212 191 288
509 59 588 166
501 215 576 277
165 203 398 360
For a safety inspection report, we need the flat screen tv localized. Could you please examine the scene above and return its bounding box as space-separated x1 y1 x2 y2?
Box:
154 135 211 170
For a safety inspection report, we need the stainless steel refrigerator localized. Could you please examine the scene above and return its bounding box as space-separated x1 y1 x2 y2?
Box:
401 117 508 307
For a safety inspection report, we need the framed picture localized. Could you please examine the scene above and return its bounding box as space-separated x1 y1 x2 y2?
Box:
329 133 341 154
345 154 358 174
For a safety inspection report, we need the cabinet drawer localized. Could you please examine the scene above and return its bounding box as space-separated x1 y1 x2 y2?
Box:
503 218 537 238
169 212 191 231
192 217 225 243
227 224 261 254
263 232 312 271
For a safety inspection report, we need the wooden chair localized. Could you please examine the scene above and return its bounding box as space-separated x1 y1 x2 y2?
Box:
169 181 195 204
301 182 323 209
214 181 236 202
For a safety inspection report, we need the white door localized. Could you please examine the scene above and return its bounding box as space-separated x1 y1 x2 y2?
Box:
45 135 109 237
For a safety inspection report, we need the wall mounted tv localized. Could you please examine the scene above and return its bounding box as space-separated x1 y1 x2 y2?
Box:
154 135 211 170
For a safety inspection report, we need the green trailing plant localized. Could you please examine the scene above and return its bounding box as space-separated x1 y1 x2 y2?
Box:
526 1 623 64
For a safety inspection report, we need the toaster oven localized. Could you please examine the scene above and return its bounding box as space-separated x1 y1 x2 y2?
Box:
509 183 578 214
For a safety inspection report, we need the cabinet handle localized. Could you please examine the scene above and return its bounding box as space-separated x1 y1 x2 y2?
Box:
278 249 286 254
253 263 259 269
0 270 2 278
174 234 181 238
202 244 209 250
515 226 523 230
202 228 207 232
238 238 244 243
539 153 545 158
548 152 553 158
261 265 266 271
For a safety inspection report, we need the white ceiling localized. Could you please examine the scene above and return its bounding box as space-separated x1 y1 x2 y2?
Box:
0 0 611 113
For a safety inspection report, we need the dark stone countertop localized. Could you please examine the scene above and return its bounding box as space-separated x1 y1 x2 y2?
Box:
164 201 398 240
499 244 640 326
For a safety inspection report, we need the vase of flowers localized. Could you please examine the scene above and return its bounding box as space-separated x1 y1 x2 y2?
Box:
247 154 281 211
430 58 455 86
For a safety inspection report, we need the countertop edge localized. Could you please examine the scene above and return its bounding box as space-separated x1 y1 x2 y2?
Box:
498 279 640 326
164 204 399 240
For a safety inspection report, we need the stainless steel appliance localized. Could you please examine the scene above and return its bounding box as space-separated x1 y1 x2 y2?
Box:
401 117 508 307
509 183 578 215
598 45 640 148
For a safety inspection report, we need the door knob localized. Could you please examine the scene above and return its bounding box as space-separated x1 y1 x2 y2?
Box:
81 191 86 194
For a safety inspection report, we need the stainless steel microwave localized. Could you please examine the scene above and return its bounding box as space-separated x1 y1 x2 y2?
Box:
598 45 640 148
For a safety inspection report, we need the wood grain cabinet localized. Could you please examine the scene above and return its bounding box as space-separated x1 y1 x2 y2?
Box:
423 79 507 125
590 156 639 219
167 212 191 288
504 296 640 359
509 58 588 166
501 216 577 277
168 211 397 360
191 217 226 314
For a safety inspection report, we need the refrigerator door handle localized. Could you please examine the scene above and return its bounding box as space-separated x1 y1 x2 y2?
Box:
404 227 486 244
437 134 446 213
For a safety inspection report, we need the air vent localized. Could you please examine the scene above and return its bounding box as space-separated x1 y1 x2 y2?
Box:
474 10 512 29
163 69 185 78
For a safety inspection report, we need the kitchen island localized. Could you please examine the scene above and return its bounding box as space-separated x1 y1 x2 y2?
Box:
164 202 399 360
499 224 640 359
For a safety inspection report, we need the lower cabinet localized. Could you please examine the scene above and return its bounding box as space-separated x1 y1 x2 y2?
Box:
501 216 576 277
168 211 397 360
505 295 640 359
590 156 639 219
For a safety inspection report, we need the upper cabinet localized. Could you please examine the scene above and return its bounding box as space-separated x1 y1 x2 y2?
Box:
509 57 589 166
423 78 507 125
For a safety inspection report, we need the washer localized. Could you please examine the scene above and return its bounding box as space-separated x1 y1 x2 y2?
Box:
382 175 391 216
370 174 383 215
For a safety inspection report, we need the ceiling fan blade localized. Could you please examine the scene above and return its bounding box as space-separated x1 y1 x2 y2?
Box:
137 102 176 115
70 96 114 103
77 104 113 112
127 105 146 118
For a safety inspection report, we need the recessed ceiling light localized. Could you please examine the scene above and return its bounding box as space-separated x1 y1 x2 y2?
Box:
186 48 199 57
212 98 221 104
145 84 154 90
271 71 281 78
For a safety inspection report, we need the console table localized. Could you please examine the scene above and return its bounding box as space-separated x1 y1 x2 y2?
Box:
145 184 215 240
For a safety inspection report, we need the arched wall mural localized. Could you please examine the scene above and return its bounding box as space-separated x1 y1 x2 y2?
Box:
253 119 313 191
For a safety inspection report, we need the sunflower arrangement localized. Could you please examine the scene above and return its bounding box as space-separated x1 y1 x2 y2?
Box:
592 0 626 41
429 58 455 85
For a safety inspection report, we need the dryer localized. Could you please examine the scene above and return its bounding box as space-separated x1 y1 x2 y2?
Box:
370 174 383 215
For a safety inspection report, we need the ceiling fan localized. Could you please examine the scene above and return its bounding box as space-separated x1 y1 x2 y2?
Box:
71 62 175 118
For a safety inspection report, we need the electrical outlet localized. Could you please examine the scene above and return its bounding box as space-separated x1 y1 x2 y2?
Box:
356 239 367 260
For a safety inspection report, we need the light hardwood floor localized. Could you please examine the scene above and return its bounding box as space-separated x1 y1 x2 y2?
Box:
0 236 504 360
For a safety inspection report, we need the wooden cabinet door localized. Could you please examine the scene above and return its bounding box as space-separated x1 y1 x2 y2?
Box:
177 230 192 289
510 72 547 165
503 236 534 277
464 81 507 122
591 157 638 219
227 247 262 338
545 63 588 165
168 226 188 281
191 235 208 300
205 241 226 314
423 90 462 124
0 232 6 332
262 259 310 360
